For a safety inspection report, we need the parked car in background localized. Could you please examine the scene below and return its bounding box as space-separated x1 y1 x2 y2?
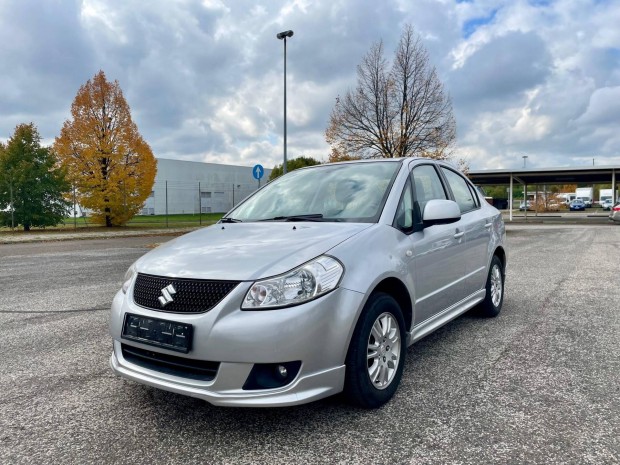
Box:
599 189 613 207
557 193 576 205
569 199 586 211
610 203 620 223
109 158 507 408
601 199 613 211
519 201 533 211
575 188 593 207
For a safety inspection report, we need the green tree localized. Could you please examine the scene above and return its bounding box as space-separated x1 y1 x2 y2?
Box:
54 70 157 227
484 186 510 199
0 123 70 231
269 156 322 181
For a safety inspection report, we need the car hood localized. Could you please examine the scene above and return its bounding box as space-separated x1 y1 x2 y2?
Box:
135 222 372 281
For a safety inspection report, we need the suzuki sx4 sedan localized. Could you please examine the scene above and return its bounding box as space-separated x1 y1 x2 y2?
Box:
110 158 506 408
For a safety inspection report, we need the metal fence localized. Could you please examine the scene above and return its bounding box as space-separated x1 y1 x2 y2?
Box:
57 180 265 228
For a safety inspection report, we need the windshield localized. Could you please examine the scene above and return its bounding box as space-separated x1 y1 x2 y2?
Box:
228 161 401 222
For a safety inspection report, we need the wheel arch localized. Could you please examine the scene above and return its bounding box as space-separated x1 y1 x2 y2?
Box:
493 246 507 274
369 277 413 332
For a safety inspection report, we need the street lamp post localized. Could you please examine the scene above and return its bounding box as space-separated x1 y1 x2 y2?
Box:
277 30 294 175
522 155 528 169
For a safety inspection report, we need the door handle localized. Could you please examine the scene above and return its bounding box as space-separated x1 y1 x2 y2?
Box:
484 223 492 229
453 231 464 239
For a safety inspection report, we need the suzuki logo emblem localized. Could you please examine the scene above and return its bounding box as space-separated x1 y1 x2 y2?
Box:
158 284 177 307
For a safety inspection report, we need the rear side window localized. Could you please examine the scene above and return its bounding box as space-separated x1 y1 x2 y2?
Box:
441 168 478 213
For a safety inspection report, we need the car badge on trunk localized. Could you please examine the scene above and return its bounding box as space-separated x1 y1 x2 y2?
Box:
158 284 177 307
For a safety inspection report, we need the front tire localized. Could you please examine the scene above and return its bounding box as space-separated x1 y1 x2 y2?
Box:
344 293 406 408
477 255 505 317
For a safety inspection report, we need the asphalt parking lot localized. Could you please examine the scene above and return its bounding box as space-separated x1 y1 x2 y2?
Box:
1 224 619 464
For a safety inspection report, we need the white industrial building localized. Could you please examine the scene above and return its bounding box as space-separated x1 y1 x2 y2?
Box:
141 158 272 215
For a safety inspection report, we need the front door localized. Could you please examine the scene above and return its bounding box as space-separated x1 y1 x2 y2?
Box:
405 164 468 325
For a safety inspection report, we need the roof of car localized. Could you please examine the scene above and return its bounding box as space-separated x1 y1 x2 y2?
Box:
323 157 462 170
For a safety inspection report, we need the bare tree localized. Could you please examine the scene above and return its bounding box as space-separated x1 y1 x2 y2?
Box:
326 25 456 160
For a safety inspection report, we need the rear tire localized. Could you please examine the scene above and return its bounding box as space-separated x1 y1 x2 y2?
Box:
344 293 406 408
477 255 504 317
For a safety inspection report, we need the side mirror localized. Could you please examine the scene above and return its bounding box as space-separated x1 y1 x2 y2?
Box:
423 199 461 226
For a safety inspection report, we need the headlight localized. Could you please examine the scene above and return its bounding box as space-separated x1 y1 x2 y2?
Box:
242 256 344 309
122 264 137 294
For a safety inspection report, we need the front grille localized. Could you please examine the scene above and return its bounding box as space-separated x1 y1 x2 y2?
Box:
121 344 219 381
133 273 239 313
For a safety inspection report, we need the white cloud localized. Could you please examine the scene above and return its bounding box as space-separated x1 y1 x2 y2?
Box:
575 86 620 125
0 0 619 173
80 0 128 44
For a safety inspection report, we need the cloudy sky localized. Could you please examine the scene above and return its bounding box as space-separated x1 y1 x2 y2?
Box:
1 0 619 171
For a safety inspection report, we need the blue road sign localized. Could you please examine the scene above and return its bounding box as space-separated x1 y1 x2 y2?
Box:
253 164 264 180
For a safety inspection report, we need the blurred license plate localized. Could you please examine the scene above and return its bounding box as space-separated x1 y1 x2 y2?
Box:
122 313 193 353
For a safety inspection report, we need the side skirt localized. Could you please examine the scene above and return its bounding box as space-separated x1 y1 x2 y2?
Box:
406 289 486 346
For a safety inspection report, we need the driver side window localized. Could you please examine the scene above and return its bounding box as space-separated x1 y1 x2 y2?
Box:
411 165 447 224
394 177 413 231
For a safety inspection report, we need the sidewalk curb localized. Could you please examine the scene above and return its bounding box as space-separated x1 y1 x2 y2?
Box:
0 227 203 244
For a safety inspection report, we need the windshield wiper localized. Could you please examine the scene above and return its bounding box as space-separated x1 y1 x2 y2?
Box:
261 214 325 222
219 217 242 223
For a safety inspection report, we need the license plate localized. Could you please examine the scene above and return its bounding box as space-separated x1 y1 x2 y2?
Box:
122 313 193 353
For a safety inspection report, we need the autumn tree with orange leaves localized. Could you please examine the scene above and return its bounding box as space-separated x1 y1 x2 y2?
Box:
326 25 457 162
54 71 156 226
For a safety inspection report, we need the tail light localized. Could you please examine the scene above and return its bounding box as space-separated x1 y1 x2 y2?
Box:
614 205 620 212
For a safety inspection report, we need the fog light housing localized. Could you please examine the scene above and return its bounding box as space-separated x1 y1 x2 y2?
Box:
242 361 302 390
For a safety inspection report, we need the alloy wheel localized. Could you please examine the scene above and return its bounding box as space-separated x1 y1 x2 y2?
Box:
490 264 503 307
366 312 401 390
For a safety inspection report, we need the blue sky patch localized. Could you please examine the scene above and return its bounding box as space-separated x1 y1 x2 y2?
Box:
606 47 620 59
529 0 552 6
463 9 498 38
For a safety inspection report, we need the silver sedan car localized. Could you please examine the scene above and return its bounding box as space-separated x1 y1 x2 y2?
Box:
610 203 620 223
110 158 507 408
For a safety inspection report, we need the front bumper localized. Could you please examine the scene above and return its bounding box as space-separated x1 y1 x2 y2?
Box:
109 283 365 407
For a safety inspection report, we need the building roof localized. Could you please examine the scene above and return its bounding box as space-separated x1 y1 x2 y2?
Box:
469 165 620 185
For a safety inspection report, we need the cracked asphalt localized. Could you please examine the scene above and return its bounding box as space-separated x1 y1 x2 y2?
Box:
0 225 619 464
